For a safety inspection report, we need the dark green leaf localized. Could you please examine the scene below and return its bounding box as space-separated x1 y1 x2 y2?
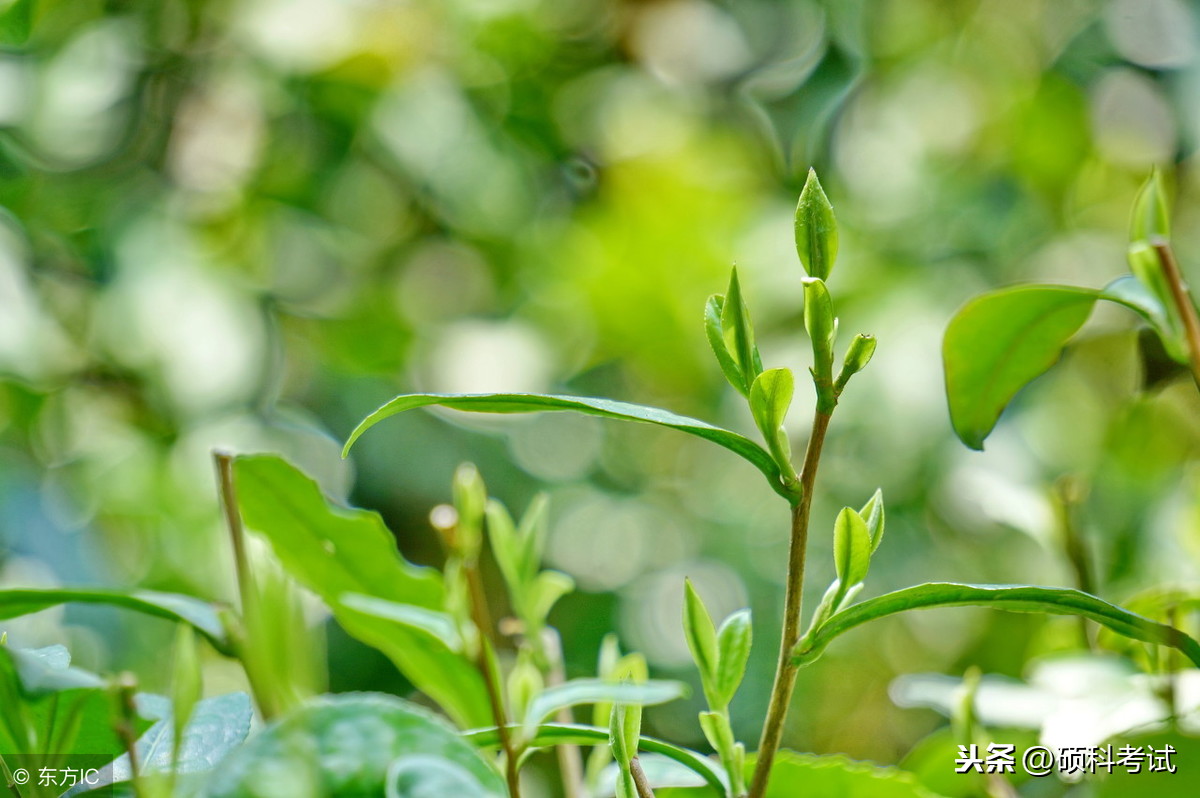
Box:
341 393 791 499
233 454 491 728
202 693 506 798
795 168 839 281
0 645 153 765
942 285 1098 449
793 582 1200 668
0 588 233 655
463 723 726 794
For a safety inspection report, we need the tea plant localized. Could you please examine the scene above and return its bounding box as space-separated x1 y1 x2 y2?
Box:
2 172 1199 798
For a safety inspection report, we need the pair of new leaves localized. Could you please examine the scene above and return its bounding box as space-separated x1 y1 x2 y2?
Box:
705 171 875 486
808 490 886 638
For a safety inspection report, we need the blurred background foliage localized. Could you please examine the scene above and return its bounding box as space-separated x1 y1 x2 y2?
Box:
3 0 1200 780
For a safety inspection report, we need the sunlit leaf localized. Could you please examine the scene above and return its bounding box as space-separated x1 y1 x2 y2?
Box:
0 588 232 655
233 454 491 728
342 393 791 498
943 285 1098 449
793 582 1200 668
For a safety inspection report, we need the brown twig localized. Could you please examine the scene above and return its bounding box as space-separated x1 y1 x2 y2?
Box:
464 562 522 798
543 629 585 798
748 410 832 798
629 757 657 798
1153 242 1200 392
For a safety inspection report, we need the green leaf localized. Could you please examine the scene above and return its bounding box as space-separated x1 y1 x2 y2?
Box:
682 579 719 697
706 295 750 396
795 168 839 281
337 594 461 650
720 268 764 392
714 609 752 707
233 454 491 729
749 369 796 481
387 755 497 798
835 333 876 394
859 489 885 553
0 588 233 655
752 750 946 798
793 582 1200 668
528 570 574 622
462 723 726 795
66 693 254 795
1131 168 1170 243
342 393 791 499
524 678 688 737
832 508 871 590
0 645 153 766
0 0 34 46
201 693 506 798
942 285 1098 450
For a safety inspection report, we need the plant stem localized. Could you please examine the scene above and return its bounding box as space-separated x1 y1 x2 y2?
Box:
463 562 522 798
0 753 23 798
1153 242 1200 392
212 450 277 721
629 757 656 798
113 674 143 798
748 410 832 798
543 629 585 798
1051 476 1095 650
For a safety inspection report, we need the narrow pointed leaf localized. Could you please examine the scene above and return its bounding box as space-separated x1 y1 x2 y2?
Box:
0 588 232 655
714 609 752 707
858 489 885 553
1130 169 1170 243
682 580 719 696
342 393 789 497
706 295 750 396
720 268 764 389
793 582 1200 668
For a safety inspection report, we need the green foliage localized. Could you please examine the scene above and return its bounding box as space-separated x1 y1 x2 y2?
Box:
525 678 686 737
232 454 491 729
795 169 839 282
662 750 947 798
0 645 154 798
794 582 1200 668
341 392 792 498
462 724 726 794
202 693 506 798
0 588 233 655
72 693 253 795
